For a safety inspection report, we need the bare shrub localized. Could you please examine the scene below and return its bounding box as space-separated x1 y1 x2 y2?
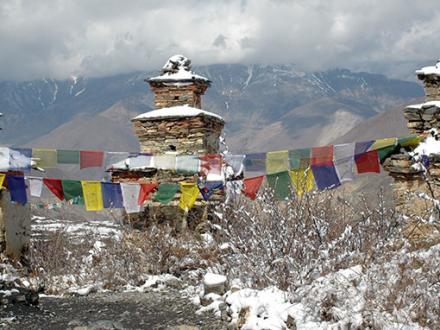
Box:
215 186 400 290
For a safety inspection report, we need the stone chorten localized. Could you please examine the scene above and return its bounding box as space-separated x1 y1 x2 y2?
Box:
383 60 440 219
111 55 225 231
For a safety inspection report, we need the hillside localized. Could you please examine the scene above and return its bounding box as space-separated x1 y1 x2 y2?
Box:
0 64 423 153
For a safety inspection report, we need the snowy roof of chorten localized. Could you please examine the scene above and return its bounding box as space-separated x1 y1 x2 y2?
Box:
148 55 210 83
416 60 440 77
406 100 440 110
133 105 223 121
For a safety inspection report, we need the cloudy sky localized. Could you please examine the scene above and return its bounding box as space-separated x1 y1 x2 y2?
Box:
1 0 440 81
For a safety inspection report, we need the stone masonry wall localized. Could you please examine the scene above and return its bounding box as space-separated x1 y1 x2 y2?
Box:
149 81 209 109
417 74 440 102
132 116 224 155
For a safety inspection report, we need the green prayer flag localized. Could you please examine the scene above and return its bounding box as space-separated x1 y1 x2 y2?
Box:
266 171 291 200
289 148 311 169
57 149 80 164
377 145 397 163
61 179 84 205
154 183 179 205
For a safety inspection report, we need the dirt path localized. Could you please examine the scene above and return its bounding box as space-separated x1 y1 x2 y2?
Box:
1 289 226 330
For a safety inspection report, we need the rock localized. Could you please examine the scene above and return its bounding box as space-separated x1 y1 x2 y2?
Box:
286 314 297 329
203 273 227 296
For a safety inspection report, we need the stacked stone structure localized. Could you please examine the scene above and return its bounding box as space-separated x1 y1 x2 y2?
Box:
110 55 225 231
383 60 440 218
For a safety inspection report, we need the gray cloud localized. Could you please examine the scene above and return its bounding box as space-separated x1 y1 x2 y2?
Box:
1 0 440 80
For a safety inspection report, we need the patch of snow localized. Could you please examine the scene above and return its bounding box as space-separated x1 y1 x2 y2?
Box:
411 129 440 160
203 273 227 287
415 60 440 76
149 54 209 83
406 100 440 110
134 105 223 121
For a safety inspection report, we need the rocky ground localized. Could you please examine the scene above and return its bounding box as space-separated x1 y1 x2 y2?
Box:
0 289 226 329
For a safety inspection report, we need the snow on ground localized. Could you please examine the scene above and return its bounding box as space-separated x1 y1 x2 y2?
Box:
31 215 122 240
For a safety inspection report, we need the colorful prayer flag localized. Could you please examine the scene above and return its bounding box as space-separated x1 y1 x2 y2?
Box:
0 173 5 187
289 148 311 170
179 182 200 211
28 177 43 197
128 154 154 169
176 155 200 174
224 154 246 176
154 183 179 205
266 171 291 200
198 180 223 201
289 168 315 196
154 154 176 170
355 142 380 174
311 165 341 190
61 180 84 204
244 153 266 173
266 150 289 174
101 182 123 208
9 148 32 172
120 183 141 214
57 149 80 164
6 176 27 205
32 148 57 168
81 181 103 211
0 147 10 171
370 138 398 163
334 143 355 183
398 135 421 148
242 175 264 200
138 183 157 205
80 150 104 169
200 154 222 176
43 178 64 200
311 145 334 166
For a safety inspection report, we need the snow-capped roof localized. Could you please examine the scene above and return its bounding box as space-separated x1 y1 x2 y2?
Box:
133 105 223 121
415 60 440 77
148 54 209 83
406 100 440 110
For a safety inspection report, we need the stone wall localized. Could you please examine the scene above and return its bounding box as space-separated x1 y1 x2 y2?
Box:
132 115 224 155
149 81 209 109
417 74 440 101
0 189 31 260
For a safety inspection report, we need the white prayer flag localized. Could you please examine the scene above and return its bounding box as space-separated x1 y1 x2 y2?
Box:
28 177 43 197
225 154 246 176
334 143 355 182
128 154 154 169
120 182 141 214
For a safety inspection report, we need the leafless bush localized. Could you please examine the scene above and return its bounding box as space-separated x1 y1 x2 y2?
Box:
28 223 216 293
215 186 400 291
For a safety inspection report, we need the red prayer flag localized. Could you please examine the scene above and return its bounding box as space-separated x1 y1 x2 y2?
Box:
311 145 334 166
138 183 157 205
200 154 223 176
80 150 104 169
43 178 64 200
242 175 264 200
355 150 380 174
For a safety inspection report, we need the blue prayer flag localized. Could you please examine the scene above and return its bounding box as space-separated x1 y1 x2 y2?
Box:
311 165 341 191
101 182 123 208
198 181 224 201
6 176 27 205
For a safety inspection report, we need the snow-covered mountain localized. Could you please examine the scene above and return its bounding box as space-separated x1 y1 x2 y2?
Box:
0 64 423 152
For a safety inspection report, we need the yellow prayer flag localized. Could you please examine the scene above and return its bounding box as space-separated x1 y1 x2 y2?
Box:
289 168 315 196
266 150 289 174
0 173 5 187
370 138 397 151
81 181 103 211
33 148 57 168
178 182 199 211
